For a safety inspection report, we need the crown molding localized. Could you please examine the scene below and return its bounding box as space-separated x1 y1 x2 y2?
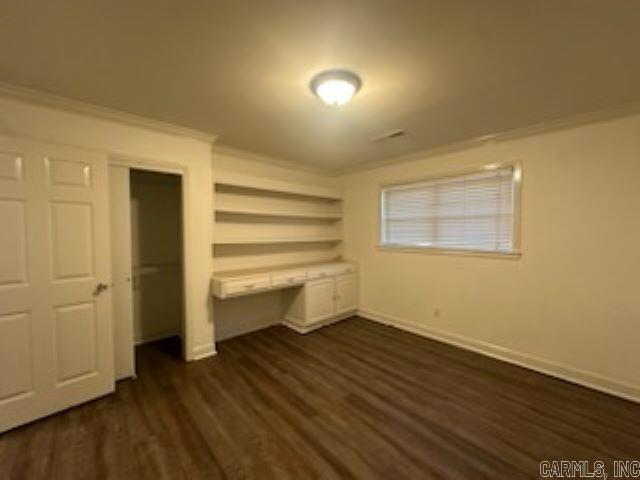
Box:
335 99 640 176
4 80 638 176
0 81 218 144
211 143 332 177
334 135 496 177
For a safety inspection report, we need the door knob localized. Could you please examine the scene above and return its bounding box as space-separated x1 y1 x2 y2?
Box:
93 282 109 296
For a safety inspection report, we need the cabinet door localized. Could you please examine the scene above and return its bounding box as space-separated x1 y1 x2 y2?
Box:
335 273 358 315
305 278 336 325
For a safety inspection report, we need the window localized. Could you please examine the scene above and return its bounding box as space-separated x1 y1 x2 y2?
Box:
380 166 520 254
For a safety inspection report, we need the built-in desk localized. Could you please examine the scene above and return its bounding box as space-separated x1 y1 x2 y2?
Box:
212 261 358 333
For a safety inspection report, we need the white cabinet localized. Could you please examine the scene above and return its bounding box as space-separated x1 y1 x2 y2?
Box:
212 261 355 299
217 274 272 298
212 261 358 334
335 273 358 314
305 278 337 324
283 272 358 333
271 269 307 288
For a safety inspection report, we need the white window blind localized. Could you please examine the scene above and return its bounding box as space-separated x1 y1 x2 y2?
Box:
380 167 517 253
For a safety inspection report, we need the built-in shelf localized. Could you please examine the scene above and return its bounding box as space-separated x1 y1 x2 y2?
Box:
215 207 342 220
212 172 343 271
214 172 342 201
213 236 342 245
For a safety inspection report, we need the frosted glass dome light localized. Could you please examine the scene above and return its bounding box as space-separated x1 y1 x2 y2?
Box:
310 70 361 106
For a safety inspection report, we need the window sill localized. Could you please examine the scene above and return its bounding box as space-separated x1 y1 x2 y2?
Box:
376 244 522 260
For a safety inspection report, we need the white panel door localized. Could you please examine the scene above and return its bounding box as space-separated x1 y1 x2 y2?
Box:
108 165 134 380
0 135 113 433
335 273 358 315
304 278 336 325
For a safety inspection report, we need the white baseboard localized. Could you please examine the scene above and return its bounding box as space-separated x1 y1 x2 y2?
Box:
191 343 217 361
359 309 640 404
282 311 354 334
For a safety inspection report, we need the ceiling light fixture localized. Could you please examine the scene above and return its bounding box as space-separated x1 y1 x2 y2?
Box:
310 70 361 106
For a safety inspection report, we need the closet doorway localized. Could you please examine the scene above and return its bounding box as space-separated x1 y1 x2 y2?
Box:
109 165 186 380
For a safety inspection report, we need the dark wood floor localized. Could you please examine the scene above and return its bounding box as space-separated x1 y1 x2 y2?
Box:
1 317 639 479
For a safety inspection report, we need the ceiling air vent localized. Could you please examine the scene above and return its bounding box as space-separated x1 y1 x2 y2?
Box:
373 129 406 143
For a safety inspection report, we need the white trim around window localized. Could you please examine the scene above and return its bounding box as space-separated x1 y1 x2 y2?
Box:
378 163 522 257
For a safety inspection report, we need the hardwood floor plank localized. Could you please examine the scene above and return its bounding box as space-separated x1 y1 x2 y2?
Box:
236 335 435 479
1 317 639 479
319 324 626 459
255 328 529 478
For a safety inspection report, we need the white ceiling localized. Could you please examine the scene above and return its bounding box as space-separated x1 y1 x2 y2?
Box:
1 1 639 171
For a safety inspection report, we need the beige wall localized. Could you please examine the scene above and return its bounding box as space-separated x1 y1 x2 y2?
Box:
0 96 215 360
340 114 640 400
211 150 338 340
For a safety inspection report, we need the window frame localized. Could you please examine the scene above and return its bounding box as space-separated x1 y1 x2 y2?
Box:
377 163 523 258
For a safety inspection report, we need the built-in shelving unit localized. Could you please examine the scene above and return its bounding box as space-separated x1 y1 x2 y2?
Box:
213 236 342 245
213 172 343 272
214 172 342 200
215 207 342 220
